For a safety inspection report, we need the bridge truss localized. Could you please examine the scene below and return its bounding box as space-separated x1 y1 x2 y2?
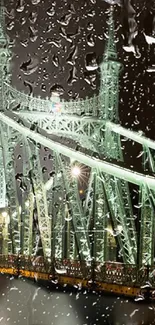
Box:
0 3 154 270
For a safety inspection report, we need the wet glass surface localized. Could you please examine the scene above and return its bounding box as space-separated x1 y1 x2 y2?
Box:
1 0 155 324
0 275 155 325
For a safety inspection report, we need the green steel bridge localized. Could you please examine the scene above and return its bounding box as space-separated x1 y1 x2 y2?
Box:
0 1 155 297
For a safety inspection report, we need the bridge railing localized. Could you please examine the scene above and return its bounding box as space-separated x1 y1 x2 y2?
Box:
54 260 152 287
0 255 154 288
94 262 149 286
0 254 18 270
54 259 92 279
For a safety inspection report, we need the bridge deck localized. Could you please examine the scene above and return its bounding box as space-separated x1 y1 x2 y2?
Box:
0 255 154 299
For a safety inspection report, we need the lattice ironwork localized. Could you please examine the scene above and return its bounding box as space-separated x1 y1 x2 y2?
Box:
0 1 154 272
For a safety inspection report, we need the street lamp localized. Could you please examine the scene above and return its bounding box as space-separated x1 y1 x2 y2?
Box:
71 165 81 178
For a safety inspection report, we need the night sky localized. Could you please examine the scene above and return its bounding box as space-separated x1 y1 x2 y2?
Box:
4 0 155 172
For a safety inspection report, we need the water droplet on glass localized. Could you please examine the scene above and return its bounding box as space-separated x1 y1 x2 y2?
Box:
57 13 72 26
29 26 38 42
47 6 55 17
87 33 95 47
87 22 94 31
67 67 78 85
50 84 64 95
31 0 41 5
29 11 38 24
20 39 29 47
20 57 39 75
52 55 59 68
16 0 25 12
85 52 98 71
7 21 14 31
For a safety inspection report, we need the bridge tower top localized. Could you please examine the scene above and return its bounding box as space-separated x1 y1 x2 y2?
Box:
99 6 123 123
103 6 117 61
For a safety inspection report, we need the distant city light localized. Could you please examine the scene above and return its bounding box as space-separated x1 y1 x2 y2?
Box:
117 225 123 233
2 211 8 218
1 211 10 224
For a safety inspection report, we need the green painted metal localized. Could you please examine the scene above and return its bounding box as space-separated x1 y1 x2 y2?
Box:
0 124 20 254
28 141 51 258
21 139 34 255
55 152 91 261
139 146 155 265
50 153 66 260
0 2 154 267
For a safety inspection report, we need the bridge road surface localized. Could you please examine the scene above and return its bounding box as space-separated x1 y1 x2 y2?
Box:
0 275 155 324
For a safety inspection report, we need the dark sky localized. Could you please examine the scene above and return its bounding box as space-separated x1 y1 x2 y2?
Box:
5 0 155 169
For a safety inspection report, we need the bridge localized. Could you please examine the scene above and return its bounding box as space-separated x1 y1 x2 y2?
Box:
0 1 155 299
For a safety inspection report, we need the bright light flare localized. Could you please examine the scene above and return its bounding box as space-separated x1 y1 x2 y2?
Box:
69 162 89 184
71 166 81 178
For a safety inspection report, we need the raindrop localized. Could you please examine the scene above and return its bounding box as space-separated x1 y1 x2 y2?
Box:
104 0 121 4
29 12 38 24
31 0 41 5
47 6 55 17
67 67 78 85
50 84 64 95
42 167 47 173
55 267 67 274
41 84 46 92
68 4 76 14
57 13 72 26
46 38 61 48
7 21 14 31
20 17 27 25
29 26 38 42
20 39 29 47
20 57 39 75
98 34 104 40
87 10 95 17
87 33 95 47
84 72 96 89
66 46 78 65
46 23 53 33
52 55 59 67
65 216 72 221
42 56 49 63
43 73 49 80
6 9 15 20
87 22 94 31
23 80 33 95
85 52 98 71
16 0 25 12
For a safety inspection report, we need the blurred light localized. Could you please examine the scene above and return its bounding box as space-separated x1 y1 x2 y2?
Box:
25 200 29 208
1 211 10 224
117 225 123 232
79 189 84 194
2 211 8 218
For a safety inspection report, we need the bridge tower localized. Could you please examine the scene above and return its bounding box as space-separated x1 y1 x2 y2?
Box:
99 6 121 124
89 6 137 264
